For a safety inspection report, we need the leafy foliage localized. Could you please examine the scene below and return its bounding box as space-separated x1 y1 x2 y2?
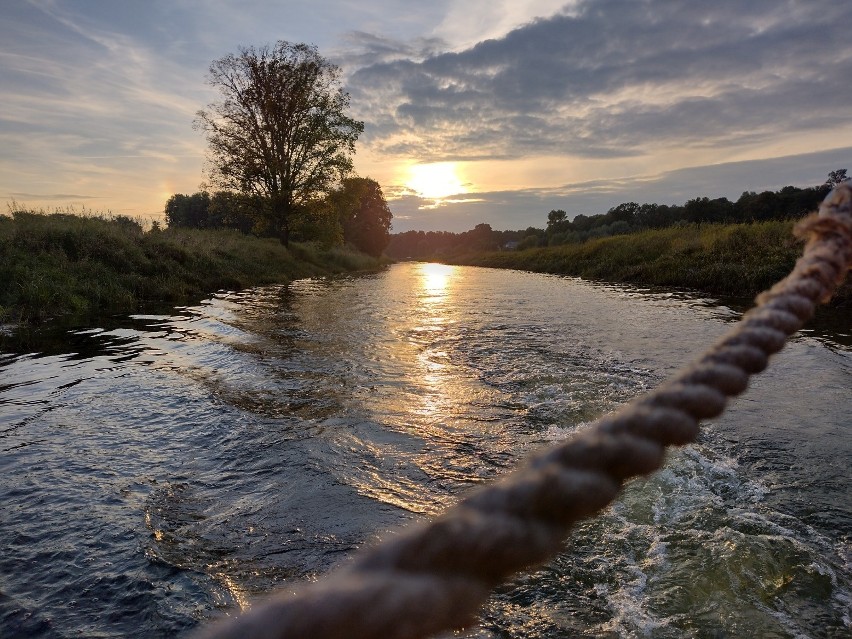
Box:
331 177 393 257
165 191 260 234
825 169 848 187
164 180 394 256
195 41 364 244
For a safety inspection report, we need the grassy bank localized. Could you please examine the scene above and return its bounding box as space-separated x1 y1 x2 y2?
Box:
0 210 386 323
450 220 851 304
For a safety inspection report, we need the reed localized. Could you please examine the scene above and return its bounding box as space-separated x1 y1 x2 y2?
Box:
453 221 851 303
0 209 384 323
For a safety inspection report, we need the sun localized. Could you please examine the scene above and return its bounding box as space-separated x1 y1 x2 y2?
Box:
406 163 466 199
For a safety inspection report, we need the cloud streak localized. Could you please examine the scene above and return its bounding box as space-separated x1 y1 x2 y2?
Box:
8 192 101 200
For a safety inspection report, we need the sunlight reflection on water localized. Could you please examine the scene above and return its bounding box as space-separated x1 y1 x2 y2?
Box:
0 263 849 638
418 262 456 296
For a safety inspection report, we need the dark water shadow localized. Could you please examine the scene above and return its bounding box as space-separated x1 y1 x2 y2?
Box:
589 278 852 351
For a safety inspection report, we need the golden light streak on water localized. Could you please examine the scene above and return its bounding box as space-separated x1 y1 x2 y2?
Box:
215 573 252 611
418 262 456 296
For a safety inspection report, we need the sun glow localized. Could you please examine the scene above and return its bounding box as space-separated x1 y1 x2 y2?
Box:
406 163 466 199
419 262 456 295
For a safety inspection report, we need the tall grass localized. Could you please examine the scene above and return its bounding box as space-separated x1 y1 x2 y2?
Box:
0 209 385 323
452 221 851 304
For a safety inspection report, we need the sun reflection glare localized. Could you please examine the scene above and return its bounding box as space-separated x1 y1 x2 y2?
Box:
419 263 455 295
216 572 252 611
410 262 462 444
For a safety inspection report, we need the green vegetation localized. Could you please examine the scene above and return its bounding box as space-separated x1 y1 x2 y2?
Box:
165 42 392 255
195 41 364 246
1 42 396 326
165 176 393 257
0 208 386 324
449 220 851 304
331 177 394 257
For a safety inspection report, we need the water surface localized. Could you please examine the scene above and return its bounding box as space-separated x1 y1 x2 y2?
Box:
1 263 849 637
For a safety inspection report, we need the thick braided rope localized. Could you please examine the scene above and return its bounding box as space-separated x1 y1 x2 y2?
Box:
195 183 852 639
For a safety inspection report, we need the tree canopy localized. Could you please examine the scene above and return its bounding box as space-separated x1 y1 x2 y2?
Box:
195 41 364 245
826 169 848 187
331 177 393 257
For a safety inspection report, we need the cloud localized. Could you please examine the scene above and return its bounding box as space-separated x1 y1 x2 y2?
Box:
334 32 449 70
0 1 214 214
3 1 849 227
347 0 852 162
8 192 101 200
431 0 578 50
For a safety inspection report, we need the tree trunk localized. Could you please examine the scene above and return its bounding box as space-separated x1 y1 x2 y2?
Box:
271 195 290 247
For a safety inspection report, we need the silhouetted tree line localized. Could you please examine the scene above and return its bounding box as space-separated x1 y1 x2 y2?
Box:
385 223 540 260
165 176 392 257
386 170 847 259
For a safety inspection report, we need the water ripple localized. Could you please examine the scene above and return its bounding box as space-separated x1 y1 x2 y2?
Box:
0 264 849 637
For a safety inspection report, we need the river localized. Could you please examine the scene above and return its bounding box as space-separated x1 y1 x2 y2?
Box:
1 262 849 638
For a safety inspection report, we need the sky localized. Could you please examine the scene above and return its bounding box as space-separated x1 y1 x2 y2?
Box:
2 0 851 233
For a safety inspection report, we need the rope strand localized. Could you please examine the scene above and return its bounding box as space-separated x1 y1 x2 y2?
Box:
195 183 852 639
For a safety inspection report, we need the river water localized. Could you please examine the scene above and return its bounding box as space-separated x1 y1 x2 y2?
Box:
1 262 849 638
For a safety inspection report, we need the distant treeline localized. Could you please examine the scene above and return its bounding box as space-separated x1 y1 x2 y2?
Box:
165 177 393 257
386 171 847 260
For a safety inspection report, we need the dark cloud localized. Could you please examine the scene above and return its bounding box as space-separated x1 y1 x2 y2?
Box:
346 0 852 161
334 32 449 70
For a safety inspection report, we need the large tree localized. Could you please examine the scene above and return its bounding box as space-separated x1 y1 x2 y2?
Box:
195 41 364 245
332 177 393 257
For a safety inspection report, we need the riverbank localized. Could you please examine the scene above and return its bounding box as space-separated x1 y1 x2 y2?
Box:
0 210 386 323
449 219 852 305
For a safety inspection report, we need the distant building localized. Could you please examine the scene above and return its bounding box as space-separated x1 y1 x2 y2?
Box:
503 241 520 251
